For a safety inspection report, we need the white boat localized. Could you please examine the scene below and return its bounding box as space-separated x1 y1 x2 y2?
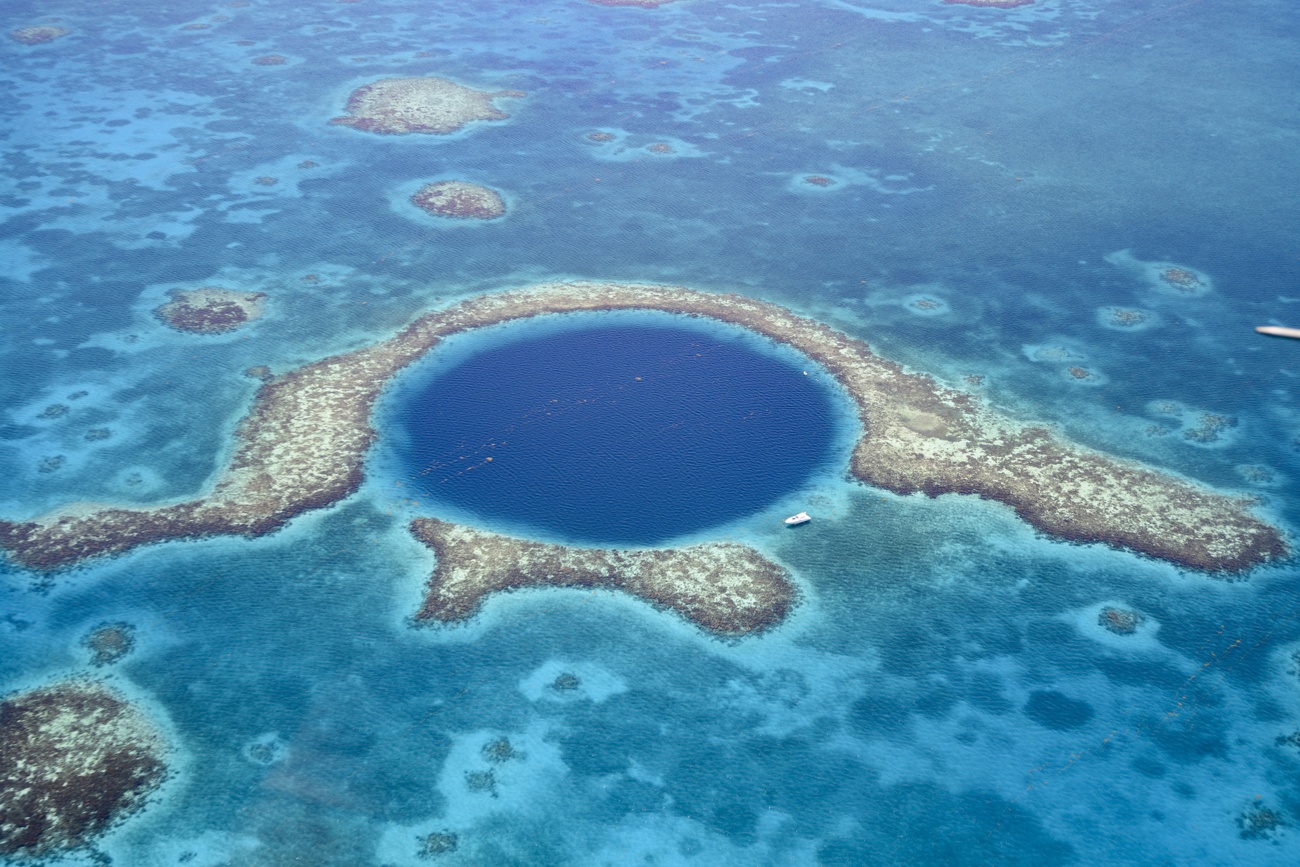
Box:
783 511 811 526
1257 325 1300 340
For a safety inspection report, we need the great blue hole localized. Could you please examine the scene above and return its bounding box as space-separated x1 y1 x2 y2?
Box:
391 319 842 546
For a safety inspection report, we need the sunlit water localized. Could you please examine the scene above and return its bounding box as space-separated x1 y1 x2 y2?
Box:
2 0 1299 864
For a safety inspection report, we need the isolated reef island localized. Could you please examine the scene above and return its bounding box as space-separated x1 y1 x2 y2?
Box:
329 77 523 135
153 287 266 334
410 181 506 220
0 283 1286 634
0 681 170 859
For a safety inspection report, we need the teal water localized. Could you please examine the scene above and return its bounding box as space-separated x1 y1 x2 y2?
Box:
2 0 1300 864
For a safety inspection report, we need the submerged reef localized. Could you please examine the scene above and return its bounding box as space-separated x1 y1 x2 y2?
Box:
410 181 505 219
410 518 796 636
0 281 1285 575
0 681 169 859
329 77 523 135
9 26 69 45
419 831 458 856
82 621 136 666
1239 804 1287 840
1097 606 1142 635
154 287 266 334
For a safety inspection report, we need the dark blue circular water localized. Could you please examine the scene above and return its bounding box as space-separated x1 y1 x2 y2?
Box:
395 322 840 545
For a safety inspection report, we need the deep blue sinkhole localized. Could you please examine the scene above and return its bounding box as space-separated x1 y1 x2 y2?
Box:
394 321 841 545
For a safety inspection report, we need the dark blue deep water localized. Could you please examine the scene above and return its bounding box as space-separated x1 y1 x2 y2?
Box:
396 323 837 544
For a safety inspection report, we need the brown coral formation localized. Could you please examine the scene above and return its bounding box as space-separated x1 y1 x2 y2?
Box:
154 287 267 334
0 681 169 859
420 831 458 856
82 622 136 665
1159 267 1204 292
329 77 523 135
0 282 1286 574
9 26 69 45
411 518 796 636
251 54 288 66
1098 606 1142 635
411 181 506 219
1105 308 1150 327
803 176 836 187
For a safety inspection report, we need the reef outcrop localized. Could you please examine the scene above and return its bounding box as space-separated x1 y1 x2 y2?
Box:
0 681 169 859
0 281 1285 575
411 181 505 219
329 77 523 135
410 518 795 636
82 622 137 665
9 26 69 45
154 287 266 334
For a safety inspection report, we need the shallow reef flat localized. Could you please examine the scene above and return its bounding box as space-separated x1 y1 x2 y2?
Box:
329 77 523 136
154 286 266 334
0 680 170 859
410 180 506 219
410 518 795 636
0 281 1285 577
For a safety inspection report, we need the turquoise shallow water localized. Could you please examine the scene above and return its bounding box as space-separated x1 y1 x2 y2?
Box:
2 0 1300 864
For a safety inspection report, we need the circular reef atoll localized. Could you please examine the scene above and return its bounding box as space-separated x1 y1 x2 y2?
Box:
411 181 506 219
0 282 1287 634
154 287 266 334
329 77 524 136
411 518 796 636
0 680 170 859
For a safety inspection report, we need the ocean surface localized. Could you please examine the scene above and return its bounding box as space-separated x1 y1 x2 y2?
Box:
388 318 844 546
1 0 1299 864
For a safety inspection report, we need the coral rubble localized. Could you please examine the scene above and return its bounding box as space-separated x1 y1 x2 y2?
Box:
410 181 505 219
0 282 1286 575
410 518 796 636
154 287 266 334
329 77 523 135
0 681 169 858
